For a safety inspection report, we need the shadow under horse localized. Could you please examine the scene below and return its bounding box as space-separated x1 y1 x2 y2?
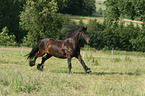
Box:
25 25 91 74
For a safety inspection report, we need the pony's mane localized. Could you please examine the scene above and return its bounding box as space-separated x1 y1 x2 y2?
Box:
62 25 84 39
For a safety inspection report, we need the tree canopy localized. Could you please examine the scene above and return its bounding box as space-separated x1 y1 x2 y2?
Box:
56 0 96 15
104 0 145 23
20 0 64 46
0 0 25 42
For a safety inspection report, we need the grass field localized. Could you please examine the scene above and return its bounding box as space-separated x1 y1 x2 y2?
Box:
70 15 104 24
0 47 145 96
70 15 142 27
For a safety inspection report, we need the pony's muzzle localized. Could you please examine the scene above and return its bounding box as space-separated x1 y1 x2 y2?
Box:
86 38 91 44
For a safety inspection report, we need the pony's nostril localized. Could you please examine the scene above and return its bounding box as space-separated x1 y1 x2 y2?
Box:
87 39 90 44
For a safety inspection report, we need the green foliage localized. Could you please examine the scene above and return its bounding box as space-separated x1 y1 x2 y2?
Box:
87 19 105 49
0 0 26 42
104 0 145 26
104 0 120 22
20 0 63 47
101 0 145 52
78 19 84 25
98 8 103 15
86 53 99 66
56 0 96 15
113 57 121 63
0 27 17 46
125 56 132 62
130 30 145 52
87 19 142 51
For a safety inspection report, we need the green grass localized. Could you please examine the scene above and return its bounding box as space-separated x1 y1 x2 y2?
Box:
70 15 142 28
0 47 145 96
70 15 104 24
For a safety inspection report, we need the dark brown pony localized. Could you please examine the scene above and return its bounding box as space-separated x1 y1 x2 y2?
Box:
26 25 91 74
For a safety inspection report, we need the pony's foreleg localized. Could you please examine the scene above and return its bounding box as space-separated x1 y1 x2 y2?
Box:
67 56 72 74
37 54 52 71
76 55 91 73
29 53 38 67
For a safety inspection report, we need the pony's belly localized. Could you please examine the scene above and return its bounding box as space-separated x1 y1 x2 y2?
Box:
48 46 66 58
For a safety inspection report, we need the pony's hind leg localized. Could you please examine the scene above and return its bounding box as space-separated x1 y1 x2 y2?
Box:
29 51 45 67
37 54 52 71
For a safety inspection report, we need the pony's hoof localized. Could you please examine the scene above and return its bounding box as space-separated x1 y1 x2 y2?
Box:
86 68 91 73
29 61 35 67
37 64 44 71
86 70 91 73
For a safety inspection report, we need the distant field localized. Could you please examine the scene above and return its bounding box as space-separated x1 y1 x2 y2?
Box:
70 15 104 24
70 15 142 27
0 47 145 95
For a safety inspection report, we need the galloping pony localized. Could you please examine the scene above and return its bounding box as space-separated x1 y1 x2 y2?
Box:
26 25 91 74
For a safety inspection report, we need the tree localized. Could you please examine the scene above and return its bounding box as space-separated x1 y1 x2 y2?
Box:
104 0 145 26
130 31 145 52
104 0 120 25
20 0 63 47
0 0 26 42
0 27 16 46
103 0 145 51
87 19 105 49
56 0 96 15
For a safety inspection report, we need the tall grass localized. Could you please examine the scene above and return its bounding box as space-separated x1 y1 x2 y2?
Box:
0 47 145 95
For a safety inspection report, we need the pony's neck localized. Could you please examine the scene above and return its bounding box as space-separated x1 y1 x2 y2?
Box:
73 32 81 48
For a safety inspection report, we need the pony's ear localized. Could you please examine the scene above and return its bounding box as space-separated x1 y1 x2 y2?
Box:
82 27 87 31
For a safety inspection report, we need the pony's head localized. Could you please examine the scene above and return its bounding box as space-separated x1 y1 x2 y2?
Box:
79 26 90 44
63 25 90 44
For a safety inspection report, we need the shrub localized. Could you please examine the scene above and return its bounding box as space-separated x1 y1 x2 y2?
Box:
20 0 63 47
87 19 142 51
0 27 17 46
130 30 145 52
87 19 105 49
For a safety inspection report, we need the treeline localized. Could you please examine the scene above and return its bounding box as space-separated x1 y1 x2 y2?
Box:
0 0 96 44
0 0 145 52
101 0 145 52
56 0 96 15
87 20 144 52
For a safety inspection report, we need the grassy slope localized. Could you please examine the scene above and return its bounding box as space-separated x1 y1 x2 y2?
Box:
0 47 145 96
70 15 104 24
71 15 142 28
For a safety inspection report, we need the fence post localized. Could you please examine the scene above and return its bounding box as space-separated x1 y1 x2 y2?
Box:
21 47 23 55
112 48 114 55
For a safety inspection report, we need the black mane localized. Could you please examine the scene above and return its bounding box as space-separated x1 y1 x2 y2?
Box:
62 25 84 39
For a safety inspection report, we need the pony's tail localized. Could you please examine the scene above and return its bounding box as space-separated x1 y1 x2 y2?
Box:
25 40 42 59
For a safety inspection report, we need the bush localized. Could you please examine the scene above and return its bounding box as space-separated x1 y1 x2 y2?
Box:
20 0 63 47
87 19 142 51
112 22 140 51
130 30 145 52
87 19 105 49
0 27 17 46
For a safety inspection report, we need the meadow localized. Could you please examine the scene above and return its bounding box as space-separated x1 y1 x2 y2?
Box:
70 15 142 28
0 47 145 96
